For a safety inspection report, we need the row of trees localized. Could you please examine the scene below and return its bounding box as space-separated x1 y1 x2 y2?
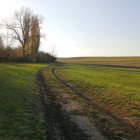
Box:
0 7 56 62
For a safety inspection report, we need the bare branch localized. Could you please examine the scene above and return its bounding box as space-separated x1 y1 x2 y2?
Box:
1 7 43 58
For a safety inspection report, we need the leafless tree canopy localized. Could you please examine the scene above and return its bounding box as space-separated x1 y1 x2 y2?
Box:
0 7 56 63
1 7 42 61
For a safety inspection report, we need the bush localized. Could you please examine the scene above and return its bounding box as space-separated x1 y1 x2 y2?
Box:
36 51 56 63
0 34 56 63
0 46 56 63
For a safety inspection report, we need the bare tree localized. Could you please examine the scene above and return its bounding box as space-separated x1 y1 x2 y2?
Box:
1 7 42 60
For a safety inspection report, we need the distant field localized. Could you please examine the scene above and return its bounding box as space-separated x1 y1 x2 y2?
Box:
0 63 46 139
58 57 140 67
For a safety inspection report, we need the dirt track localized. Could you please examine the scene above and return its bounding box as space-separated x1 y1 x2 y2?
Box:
35 66 139 140
36 67 107 140
52 68 139 134
53 67 140 139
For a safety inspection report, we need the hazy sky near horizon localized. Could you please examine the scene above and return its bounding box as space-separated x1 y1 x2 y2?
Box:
0 0 140 57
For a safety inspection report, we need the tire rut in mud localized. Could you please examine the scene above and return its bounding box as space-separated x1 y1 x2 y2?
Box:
36 67 89 140
51 67 139 140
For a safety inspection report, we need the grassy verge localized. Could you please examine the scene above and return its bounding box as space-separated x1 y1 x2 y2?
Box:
0 63 46 139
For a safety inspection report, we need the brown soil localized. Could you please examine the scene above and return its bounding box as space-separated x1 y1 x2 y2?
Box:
52 67 140 140
36 67 107 140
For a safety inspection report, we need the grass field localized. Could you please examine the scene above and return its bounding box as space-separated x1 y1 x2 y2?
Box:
59 57 140 67
56 64 140 123
40 63 140 139
0 61 139 139
0 63 46 139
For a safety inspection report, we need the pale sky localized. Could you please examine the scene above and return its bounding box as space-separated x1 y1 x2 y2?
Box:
0 0 140 57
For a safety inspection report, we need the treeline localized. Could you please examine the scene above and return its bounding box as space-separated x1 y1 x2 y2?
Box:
0 7 56 63
0 45 56 62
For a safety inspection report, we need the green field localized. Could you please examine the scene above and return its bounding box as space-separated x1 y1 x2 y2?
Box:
56 64 140 118
0 62 139 139
40 63 140 139
59 57 140 67
0 63 46 139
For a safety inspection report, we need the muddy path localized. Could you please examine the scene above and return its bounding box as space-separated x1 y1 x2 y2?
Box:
51 67 127 124
51 67 140 140
36 67 107 140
